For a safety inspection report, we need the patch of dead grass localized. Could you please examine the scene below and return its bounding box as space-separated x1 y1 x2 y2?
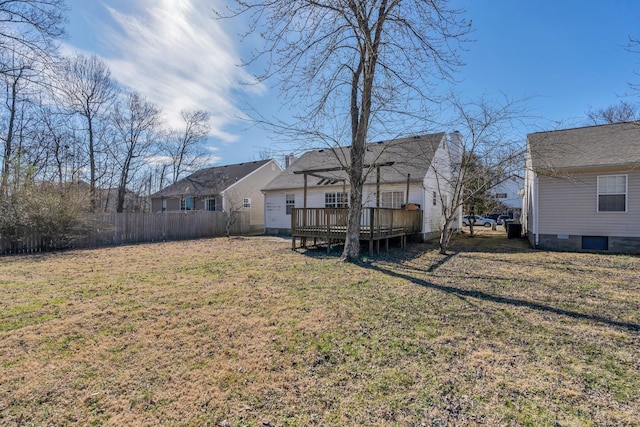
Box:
0 233 639 426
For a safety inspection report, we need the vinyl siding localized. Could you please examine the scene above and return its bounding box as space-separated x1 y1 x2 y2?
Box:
423 139 453 234
537 170 640 237
151 197 181 212
522 143 535 237
224 160 282 228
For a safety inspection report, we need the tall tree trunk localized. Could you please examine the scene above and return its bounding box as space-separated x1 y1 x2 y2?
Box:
117 156 132 213
343 146 365 260
116 187 126 213
342 53 375 261
342 58 367 261
87 113 96 212
1 77 18 193
439 217 455 254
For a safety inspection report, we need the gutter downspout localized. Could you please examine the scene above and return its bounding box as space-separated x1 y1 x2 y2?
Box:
534 173 539 247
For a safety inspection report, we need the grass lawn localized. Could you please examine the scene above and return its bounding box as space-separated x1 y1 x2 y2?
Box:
1 230 639 426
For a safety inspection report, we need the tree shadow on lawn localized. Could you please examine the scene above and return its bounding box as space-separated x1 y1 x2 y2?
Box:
300 230 530 261
447 228 533 254
297 233 639 332
364 261 640 333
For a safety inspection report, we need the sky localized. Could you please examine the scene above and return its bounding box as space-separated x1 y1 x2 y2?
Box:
64 0 640 166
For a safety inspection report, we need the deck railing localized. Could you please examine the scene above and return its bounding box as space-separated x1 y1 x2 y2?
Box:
291 207 422 249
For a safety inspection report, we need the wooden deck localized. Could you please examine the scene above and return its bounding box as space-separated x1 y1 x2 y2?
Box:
291 208 422 254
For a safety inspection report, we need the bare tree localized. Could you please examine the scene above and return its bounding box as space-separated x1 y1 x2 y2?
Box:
110 91 162 212
435 95 526 254
0 0 66 193
586 101 638 125
0 51 48 193
162 109 211 184
33 104 73 185
223 0 470 261
0 0 66 74
221 188 243 237
56 54 118 211
0 59 30 192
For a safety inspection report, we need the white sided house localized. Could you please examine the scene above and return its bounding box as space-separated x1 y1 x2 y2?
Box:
489 174 524 217
522 122 640 253
262 133 461 241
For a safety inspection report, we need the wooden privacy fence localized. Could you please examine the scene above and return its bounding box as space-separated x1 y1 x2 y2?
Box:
0 211 250 255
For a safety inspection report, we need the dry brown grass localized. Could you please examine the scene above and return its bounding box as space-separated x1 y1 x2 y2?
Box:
1 230 639 426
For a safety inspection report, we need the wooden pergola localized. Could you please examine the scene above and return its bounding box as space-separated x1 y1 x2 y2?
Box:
291 162 422 254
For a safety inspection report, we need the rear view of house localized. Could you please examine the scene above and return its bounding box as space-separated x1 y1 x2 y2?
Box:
262 133 461 242
151 160 283 232
522 122 640 253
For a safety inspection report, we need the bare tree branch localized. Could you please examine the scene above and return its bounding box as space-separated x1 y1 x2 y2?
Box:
221 0 471 260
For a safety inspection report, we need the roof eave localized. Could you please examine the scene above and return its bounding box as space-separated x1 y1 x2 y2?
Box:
534 162 640 174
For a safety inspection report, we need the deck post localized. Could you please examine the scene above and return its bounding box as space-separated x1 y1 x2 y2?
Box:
291 208 296 250
376 167 381 207
302 175 308 248
315 208 319 248
369 208 374 256
325 209 331 252
405 173 410 209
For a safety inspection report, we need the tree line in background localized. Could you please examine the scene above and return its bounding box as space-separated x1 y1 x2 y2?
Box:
0 1 215 249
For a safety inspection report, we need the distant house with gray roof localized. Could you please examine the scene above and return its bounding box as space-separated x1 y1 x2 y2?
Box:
151 159 283 231
261 132 462 241
522 121 640 253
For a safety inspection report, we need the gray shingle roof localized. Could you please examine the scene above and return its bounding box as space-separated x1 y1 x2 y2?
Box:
528 121 640 172
151 159 272 198
262 133 446 191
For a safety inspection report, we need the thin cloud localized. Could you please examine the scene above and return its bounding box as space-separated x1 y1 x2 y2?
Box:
146 144 221 169
85 0 265 142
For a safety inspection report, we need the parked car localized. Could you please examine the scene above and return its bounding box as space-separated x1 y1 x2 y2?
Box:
484 213 500 221
462 215 497 227
497 215 512 225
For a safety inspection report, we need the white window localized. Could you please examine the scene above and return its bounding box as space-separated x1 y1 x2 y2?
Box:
243 198 251 208
180 196 193 211
161 199 167 212
494 193 508 199
286 194 295 215
325 192 348 208
381 191 404 209
597 175 627 212
206 198 216 211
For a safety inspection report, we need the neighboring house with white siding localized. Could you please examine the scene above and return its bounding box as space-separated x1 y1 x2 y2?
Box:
522 122 640 253
489 174 524 216
262 133 461 241
150 160 283 232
